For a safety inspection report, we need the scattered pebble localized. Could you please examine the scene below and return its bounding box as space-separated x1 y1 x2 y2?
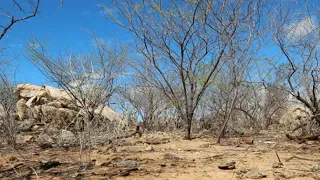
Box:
145 145 154 151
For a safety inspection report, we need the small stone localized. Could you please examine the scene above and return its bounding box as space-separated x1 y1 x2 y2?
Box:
40 161 61 170
270 143 277 149
60 130 75 143
236 167 249 175
312 163 320 172
263 141 276 144
38 143 53 149
218 161 236 170
31 125 42 131
163 153 180 160
272 162 283 168
16 135 34 144
178 148 182 151
200 144 210 148
71 173 79 178
145 145 154 151
245 171 267 179
115 148 122 153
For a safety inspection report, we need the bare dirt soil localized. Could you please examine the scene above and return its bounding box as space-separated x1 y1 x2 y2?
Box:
0 130 319 180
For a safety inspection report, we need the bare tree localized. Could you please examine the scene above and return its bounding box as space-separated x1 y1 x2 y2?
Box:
26 34 128 168
0 0 42 148
0 0 40 41
26 34 127 127
271 0 320 133
100 0 266 139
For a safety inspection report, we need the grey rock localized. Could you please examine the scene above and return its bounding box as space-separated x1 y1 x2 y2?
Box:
244 171 267 179
114 160 137 167
272 162 283 168
163 153 180 160
59 130 76 144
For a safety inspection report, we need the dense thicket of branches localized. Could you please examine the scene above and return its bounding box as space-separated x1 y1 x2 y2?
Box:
100 0 268 139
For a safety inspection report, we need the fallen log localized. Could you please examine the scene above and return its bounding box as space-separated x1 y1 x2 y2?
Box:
286 133 320 143
285 155 320 162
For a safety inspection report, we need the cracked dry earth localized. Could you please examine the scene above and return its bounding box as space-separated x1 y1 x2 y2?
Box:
0 131 319 180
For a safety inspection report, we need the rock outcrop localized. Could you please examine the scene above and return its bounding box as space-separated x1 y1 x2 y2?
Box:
15 84 124 127
279 105 311 135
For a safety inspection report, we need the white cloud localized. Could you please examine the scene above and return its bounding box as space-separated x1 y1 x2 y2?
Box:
286 17 317 40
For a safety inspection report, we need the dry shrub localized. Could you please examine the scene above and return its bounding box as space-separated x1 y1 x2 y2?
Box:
0 74 18 146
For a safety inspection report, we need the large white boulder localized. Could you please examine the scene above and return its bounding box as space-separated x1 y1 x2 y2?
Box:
15 84 125 127
41 105 77 126
16 98 28 120
95 105 124 122
16 84 43 99
43 85 73 102
279 105 311 134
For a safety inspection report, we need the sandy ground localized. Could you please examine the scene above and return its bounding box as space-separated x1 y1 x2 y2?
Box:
0 130 319 180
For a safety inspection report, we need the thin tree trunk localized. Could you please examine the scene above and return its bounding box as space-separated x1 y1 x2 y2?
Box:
217 89 238 143
185 124 191 140
184 112 193 140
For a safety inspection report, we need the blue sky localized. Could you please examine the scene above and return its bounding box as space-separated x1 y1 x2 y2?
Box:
1 0 319 87
0 0 130 86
